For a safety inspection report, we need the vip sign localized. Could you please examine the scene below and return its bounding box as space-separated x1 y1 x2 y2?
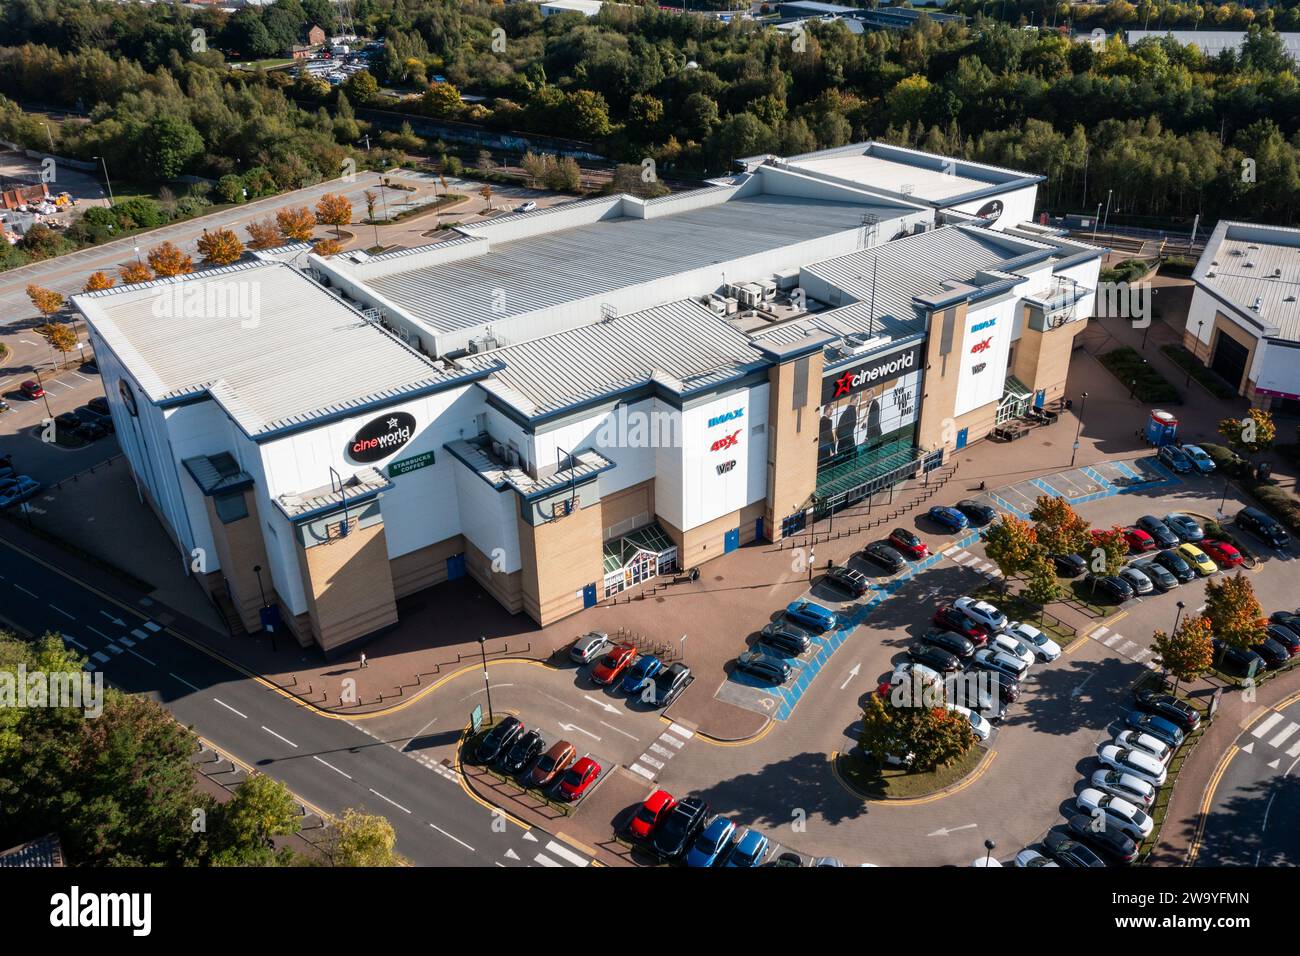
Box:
716 459 737 475
348 412 416 463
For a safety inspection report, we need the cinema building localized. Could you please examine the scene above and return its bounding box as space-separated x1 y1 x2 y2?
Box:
76 143 1100 657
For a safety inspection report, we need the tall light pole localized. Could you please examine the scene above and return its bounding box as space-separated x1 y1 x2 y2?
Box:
1093 203 1102 241
93 155 116 207
478 636 494 723
1173 600 1186 634
983 838 996 867
1102 188 1113 233
1070 391 1089 467
1187 320 1204 386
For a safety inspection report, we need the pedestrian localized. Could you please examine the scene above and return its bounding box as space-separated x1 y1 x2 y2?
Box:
359 652 368 669
978 480 986 491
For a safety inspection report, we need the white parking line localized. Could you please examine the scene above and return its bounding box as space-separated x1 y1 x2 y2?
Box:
125 647 156 666
262 726 299 748
313 755 352 779
637 753 664 770
667 723 694 739
1253 713 1285 738
13 584 38 599
212 698 248 719
648 743 674 758
48 605 76 620
657 733 685 749
368 788 411 814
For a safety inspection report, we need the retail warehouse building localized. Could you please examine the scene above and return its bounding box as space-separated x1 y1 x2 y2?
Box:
76 143 1101 657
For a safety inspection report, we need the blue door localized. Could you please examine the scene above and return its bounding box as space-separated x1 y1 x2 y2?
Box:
582 583 597 608
446 553 466 580
1035 389 1045 408
724 528 740 553
955 427 969 450
755 517 764 540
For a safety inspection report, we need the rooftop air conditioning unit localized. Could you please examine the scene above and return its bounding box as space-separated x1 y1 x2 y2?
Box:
707 296 727 315
491 441 505 460
506 448 520 469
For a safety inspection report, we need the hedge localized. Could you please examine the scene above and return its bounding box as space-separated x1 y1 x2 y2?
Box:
1159 344 1236 400
1098 346 1181 403
1199 443 1300 533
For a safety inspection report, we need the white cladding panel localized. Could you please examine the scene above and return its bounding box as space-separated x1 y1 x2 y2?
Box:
953 184 1038 229
954 296 1018 417
1254 341 1300 398
534 397 662 497
679 385 768 530
452 463 523 574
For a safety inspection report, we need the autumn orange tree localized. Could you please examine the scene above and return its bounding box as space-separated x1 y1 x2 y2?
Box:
37 322 78 367
982 514 1043 588
196 228 244 266
83 271 115 292
314 193 352 239
1087 526 1129 577
245 218 282 250
313 238 343 256
1204 571 1268 665
1152 615 1215 695
147 241 193 277
276 206 316 242
119 261 154 284
860 689 975 772
1218 408 1276 455
1029 495 1091 559
26 284 64 317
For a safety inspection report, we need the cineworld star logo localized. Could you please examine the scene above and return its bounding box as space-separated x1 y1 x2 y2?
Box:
970 337 993 355
348 412 416 463
716 460 737 475
710 430 740 452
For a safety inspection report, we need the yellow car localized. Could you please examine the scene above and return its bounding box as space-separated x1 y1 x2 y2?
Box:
1178 542 1217 576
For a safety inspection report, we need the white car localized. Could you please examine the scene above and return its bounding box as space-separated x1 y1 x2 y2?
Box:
989 633 1035 669
1014 848 1058 868
947 703 992 741
515 200 538 213
954 596 1008 632
1114 730 1172 766
892 661 943 687
972 646 1029 681
1090 769 1156 809
1005 621 1061 662
1076 787 1154 840
1097 744 1168 788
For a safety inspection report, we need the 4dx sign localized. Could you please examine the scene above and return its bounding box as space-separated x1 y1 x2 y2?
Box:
710 430 740 452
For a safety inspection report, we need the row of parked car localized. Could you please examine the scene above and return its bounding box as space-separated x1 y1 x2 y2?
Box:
569 631 693 708
0 452 41 509
1048 508 1290 604
472 715 603 802
624 788 845 867
1016 686 1204 867
52 395 115 444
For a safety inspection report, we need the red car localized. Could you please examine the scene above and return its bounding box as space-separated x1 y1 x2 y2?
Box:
1123 527 1156 553
933 605 989 643
628 788 676 839
888 527 929 560
1201 539 1243 568
19 380 44 400
558 756 601 801
590 643 636 685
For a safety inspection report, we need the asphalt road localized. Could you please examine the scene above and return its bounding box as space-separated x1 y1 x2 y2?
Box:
0 534 592 868
1196 697 1300 866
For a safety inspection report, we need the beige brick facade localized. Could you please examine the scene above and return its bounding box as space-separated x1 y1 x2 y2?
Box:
295 519 399 655
763 352 822 540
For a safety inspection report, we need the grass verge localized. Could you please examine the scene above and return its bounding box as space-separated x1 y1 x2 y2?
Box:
1159 344 1236 399
1098 346 1181 403
836 745 986 800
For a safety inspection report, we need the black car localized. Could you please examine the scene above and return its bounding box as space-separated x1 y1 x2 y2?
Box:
500 728 545 773
921 629 975 661
1153 548 1196 583
1050 553 1088 577
1087 573 1133 603
823 565 869 597
73 420 108 441
88 396 110 416
1252 637 1290 669
734 649 791 684
1236 506 1291 550
1213 639 1266 675
1131 559 1177 592
76 405 114 432
955 499 997 526
1267 621 1300 656
1134 689 1201 732
1135 515 1180 549
475 715 524 764
907 644 961 673
54 412 81 432
1043 830 1107 867
651 662 691 707
759 619 812 656
857 541 907 574
1065 815 1137 865
650 796 710 859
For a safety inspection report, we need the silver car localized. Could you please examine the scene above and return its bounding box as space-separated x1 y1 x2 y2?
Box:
1090 769 1156 809
569 631 611 664
1118 565 1154 596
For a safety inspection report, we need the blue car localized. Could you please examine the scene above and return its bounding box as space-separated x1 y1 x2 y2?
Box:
685 815 736 867
1124 710 1185 748
784 599 837 633
1182 444 1216 475
1157 444 1193 474
928 505 969 532
620 654 662 695
724 827 769 867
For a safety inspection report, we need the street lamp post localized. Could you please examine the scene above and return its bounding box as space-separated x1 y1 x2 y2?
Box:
983 839 996 867
1093 203 1102 241
1102 188 1113 233
93 155 116 207
1070 392 1089 467
33 367 53 419
252 564 276 651
1187 320 1204 386
1173 600 1186 634
478 636 494 723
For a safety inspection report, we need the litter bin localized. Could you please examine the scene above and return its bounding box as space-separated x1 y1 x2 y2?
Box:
1257 461 1272 482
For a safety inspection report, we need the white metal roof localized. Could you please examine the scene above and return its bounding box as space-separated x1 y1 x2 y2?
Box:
74 261 471 439
1195 220 1300 341
1126 30 1300 58
456 299 764 417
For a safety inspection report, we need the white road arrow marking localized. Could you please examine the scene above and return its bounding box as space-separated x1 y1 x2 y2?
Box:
100 611 126 626
927 824 978 837
583 695 620 714
841 663 861 690
558 722 601 741
1071 674 1095 698
1242 742 1255 754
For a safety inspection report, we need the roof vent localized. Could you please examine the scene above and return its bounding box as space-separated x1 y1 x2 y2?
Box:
1272 267 1282 277
1286 295 1296 302
1252 296 1263 312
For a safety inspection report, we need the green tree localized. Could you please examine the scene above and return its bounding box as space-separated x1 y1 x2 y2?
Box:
982 514 1042 585
142 116 204 180
422 81 462 118
344 71 380 106
1022 554 1062 606
317 808 405 866
1030 495 1091 558
211 773 301 866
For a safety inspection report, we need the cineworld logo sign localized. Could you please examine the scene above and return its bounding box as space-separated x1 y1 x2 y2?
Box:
716 459 736 475
710 430 740 452
708 408 744 428
823 344 921 403
348 412 416 463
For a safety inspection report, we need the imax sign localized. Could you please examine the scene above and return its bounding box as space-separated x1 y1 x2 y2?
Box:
708 408 744 428
970 318 997 333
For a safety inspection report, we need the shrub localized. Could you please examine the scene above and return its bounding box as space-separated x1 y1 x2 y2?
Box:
1253 485 1300 533
1098 346 1180 403
113 196 166 229
1198 442 1248 477
1160 345 1236 399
